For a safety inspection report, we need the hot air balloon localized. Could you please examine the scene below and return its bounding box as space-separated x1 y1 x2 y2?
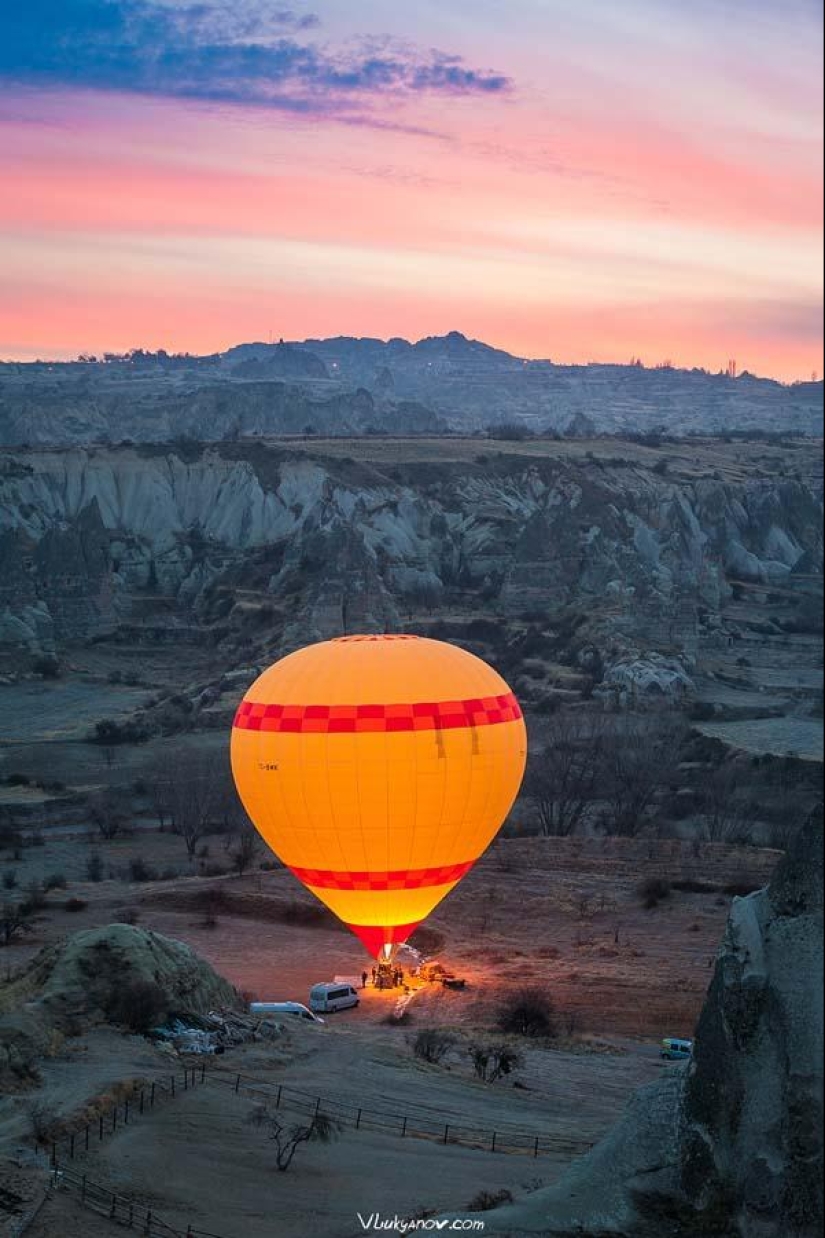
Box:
230 635 526 960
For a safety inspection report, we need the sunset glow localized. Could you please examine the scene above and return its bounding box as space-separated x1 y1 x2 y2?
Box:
1 1 822 378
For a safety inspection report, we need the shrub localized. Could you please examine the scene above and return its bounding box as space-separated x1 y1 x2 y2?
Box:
93 718 151 745
671 879 718 894
412 1028 456 1064
468 1042 523 1082
32 654 61 678
1 900 34 946
0 824 23 855
381 1009 414 1026
466 1190 513 1213
202 862 228 878
21 881 46 912
723 879 762 897
278 899 334 927
127 856 157 883
86 852 104 882
105 979 166 1032
496 988 557 1039
487 422 533 441
65 897 88 913
117 906 140 925
43 872 67 891
637 877 671 909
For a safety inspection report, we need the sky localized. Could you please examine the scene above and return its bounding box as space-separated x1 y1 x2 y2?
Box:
0 0 822 379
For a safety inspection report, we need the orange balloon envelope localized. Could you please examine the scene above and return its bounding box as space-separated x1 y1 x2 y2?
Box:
230 635 526 958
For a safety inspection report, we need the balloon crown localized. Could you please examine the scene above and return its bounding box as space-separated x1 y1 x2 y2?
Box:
333 634 421 642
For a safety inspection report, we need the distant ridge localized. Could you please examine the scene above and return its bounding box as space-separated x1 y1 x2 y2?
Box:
0 331 821 446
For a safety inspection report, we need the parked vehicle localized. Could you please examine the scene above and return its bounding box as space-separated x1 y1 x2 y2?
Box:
309 983 360 1013
249 1001 324 1024
661 1037 693 1060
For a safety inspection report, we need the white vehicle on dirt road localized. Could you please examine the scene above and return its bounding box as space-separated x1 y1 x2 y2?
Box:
309 983 361 1013
249 1001 325 1024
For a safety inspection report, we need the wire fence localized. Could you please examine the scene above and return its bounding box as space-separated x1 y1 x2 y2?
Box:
212 1068 592 1159
41 1055 590 1238
37 1059 590 1238
49 1163 227 1238
47 1064 208 1168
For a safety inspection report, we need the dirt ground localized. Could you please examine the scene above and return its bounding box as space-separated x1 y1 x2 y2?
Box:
2 833 778 1036
0 833 781 1238
13 1019 667 1238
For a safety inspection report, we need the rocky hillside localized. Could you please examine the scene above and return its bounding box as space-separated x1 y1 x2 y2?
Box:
461 806 823 1237
293 332 825 437
1 333 821 444
0 925 239 1085
0 366 445 447
0 439 821 715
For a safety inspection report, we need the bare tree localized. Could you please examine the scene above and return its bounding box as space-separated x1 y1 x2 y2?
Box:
229 819 261 876
600 716 685 837
87 789 130 841
524 713 604 837
249 1107 339 1172
701 764 753 843
467 1042 523 1083
148 752 178 830
167 750 228 860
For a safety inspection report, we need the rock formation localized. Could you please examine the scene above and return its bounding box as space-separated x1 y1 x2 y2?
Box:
0 445 820 698
456 808 823 1237
0 925 240 1085
1 337 821 444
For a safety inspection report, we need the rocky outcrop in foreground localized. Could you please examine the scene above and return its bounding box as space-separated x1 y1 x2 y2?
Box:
0 925 239 1085
460 809 823 1237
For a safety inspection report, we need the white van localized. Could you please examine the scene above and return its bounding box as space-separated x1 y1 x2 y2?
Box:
309 983 360 1014
661 1037 692 1060
249 1001 324 1024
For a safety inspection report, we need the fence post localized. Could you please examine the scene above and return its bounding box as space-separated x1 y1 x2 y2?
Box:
401 1117 407 1137
85 1125 90 1151
125 1099 129 1125
275 1085 282 1109
70 1133 75 1159
129 1203 134 1227
491 1131 496 1153
534 1136 539 1158
140 1090 144 1115
146 1210 152 1237
112 1106 117 1133
234 1074 240 1094
171 1076 175 1098
50 1144 56 1169
183 1069 188 1091
201 1062 206 1083
314 1097 321 1117
356 1108 362 1130
110 1194 116 1219
443 1124 449 1145
99 1114 104 1141
150 1082 155 1107
81 1175 86 1203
